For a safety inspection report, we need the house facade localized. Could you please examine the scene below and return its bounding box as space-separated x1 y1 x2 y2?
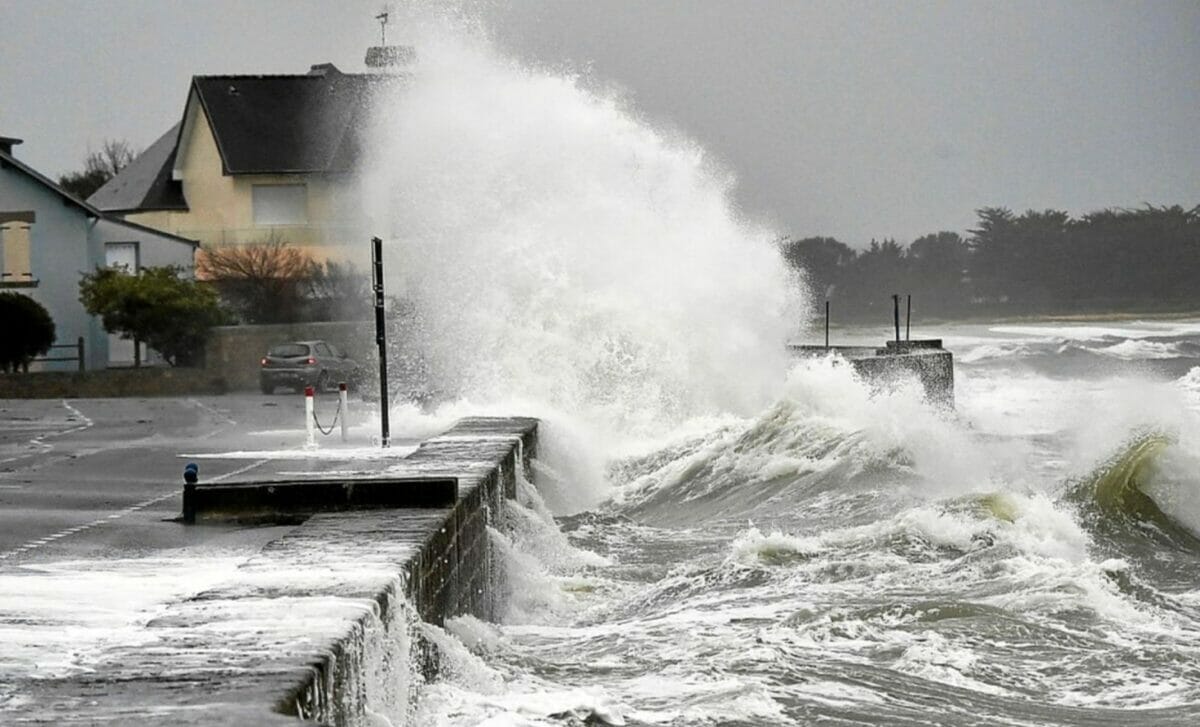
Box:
91 63 389 266
0 137 197 370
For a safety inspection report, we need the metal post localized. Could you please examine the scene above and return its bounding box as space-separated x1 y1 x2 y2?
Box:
892 294 901 345
824 300 830 349
371 236 390 448
76 336 85 372
339 382 349 443
304 385 316 449
906 294 912 342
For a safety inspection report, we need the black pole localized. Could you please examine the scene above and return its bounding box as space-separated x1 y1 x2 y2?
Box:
906 294 912 341
371 236 390 448
825 300 830 349
892 294 901 345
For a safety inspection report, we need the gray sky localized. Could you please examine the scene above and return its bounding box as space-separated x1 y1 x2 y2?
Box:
2 0 1197 246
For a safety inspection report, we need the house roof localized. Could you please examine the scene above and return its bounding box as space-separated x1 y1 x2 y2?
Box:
88 123 187 213
2 147 102 217
0 148 197 247
92 62 395 216
191 64 389 175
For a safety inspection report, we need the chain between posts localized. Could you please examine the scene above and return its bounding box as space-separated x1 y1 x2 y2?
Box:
312 397 342 436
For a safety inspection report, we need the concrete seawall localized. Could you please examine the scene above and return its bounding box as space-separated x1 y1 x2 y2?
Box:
11 416 537 726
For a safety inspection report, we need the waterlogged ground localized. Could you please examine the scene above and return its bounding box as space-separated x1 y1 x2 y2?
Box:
408 319 1200 727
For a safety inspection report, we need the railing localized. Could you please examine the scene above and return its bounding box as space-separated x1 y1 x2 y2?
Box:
30 337 85 372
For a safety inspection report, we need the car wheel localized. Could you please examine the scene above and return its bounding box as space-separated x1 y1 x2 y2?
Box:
260 382 274 395
317 370 330 392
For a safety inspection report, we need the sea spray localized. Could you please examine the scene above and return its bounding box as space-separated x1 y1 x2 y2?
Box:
362 12 803 462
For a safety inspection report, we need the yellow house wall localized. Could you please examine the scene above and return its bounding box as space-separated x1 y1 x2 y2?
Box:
127 99 366 266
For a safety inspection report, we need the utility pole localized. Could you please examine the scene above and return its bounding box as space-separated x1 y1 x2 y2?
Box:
371 236 390 448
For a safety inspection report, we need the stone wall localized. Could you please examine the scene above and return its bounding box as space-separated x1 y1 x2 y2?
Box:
288 417 538 725
205 321 374 392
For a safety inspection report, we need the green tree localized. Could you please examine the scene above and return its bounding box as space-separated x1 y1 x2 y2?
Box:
57 140 138 200
908 231 970 314
779 236 856 302
842 238 908 317
0 292 55 373
79 266 228 367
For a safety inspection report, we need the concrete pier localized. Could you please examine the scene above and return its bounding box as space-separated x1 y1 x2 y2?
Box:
790 339 955 406
4 416 537 726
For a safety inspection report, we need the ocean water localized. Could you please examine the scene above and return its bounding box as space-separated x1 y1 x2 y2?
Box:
361 12 1200 725
402 323 1200 727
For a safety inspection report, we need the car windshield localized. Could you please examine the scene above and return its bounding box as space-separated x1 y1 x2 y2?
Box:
268 344 309 358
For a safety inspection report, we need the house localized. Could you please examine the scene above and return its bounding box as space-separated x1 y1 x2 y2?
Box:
90 63 391 266
0 136 198 370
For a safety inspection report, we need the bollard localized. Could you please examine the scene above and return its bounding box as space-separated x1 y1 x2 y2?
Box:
305 385 316 449
339 382 349 442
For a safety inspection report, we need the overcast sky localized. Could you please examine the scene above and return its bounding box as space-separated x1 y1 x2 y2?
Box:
2 0 1197 246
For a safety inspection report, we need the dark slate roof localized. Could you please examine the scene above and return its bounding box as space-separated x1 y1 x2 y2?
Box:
0 148 196 246
193 64 388 175
88 123 187 212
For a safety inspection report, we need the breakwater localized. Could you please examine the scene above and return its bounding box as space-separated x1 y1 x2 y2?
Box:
790 339 955 405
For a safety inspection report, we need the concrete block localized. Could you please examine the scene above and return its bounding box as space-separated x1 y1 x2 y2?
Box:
182 477 457 524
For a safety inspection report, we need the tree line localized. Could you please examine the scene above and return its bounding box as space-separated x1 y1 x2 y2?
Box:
780 204 1200 321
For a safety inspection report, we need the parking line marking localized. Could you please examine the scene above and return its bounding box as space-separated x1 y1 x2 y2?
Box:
0 458 268 562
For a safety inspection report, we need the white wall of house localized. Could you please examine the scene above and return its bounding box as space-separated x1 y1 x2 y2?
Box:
0 161 103 370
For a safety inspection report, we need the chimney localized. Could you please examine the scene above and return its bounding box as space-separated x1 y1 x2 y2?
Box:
0 136 23 156
308 63 341 77
365 45 415 69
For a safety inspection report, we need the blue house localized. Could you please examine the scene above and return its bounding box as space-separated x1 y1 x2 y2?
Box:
0 136 198 370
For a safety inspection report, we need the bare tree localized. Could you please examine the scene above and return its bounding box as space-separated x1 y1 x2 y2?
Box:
197 237 317 324
58 139 139 199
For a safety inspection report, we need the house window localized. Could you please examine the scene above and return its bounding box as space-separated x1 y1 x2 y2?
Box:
0 211 35 287
105 242 139 273
252 184 307 226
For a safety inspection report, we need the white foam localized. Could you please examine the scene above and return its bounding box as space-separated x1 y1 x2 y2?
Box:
991 322 1200 341
1096 339 1184 360
361 12 804 479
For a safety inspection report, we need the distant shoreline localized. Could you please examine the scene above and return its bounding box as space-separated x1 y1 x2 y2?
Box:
943 310 1200 325
815 309 1200 331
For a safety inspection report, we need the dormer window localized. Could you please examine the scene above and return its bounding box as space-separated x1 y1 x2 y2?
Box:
252 184 307 226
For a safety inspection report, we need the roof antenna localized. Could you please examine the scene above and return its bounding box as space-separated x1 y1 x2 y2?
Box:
376 11 388 46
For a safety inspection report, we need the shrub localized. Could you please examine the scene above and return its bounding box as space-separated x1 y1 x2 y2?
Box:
0 292 56 373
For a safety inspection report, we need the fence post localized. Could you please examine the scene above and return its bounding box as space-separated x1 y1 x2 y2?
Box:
76 337 85 372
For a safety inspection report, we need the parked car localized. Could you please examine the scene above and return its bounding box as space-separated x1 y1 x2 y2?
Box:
259 340 359 394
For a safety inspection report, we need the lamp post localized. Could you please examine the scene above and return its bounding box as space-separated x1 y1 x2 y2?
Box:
371 236 390 448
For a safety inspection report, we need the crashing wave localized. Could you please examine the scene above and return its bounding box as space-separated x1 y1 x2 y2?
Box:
1096 339 1186 360
1064 431 1200 553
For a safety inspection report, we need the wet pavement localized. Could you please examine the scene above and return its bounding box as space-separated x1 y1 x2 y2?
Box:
0 393 419 724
